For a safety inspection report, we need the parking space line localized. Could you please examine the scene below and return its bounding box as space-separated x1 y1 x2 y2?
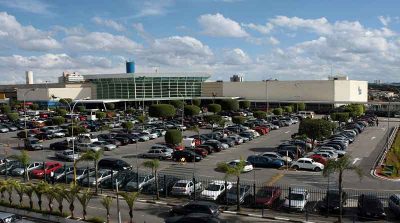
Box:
265 173 284 186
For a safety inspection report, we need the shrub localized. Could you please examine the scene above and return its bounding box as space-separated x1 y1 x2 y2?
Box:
165 129 182 145
105 103 115 110
96 112 106 120
220 99 239 111
184 105 200 117
232 116 247 125
7 112 19 122
207 104 221 114
330 112 350 123
192 99 201 107
253 111 266 119
239 100 251 109
149 104 176 119
87 217 105 223
204 115 222 124
0 105 11 114
56 108 67 116
122 121 134 132
52 116 65 126
272 108 283 115
283 106 293 113
170 100 185 109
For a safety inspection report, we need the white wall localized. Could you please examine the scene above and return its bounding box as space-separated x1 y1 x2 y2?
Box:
18 86 91 101
222 82 266 100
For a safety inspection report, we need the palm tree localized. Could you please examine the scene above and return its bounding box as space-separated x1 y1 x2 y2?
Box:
142 159 160 200
9 150 31 181
323 155 363 223
137 114 146 130
33 181 48 211
78 150 103 194
217 158 246 211
4 179 17 205
64 183 81 219
24 184 34 209
44 184 56 213
119 192 139 223
14 182 24 207
101 196 113 223
53 185 66 215
77 189 93 220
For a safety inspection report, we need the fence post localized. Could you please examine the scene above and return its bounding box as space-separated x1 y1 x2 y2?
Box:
288 187 292 213
225 180 228 206
110 170 114 191
86 166 90 188
4 160 7 180
253 183 256 207
326 190 329 217
193 177 196 201
164 175 167 197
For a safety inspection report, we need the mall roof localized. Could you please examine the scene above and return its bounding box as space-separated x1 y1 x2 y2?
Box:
83 72 211 80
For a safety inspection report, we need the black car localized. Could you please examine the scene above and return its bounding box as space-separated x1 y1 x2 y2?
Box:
172 150 202 162
49 140 71 150
201 142 222 152
246 155 284 168
114 133 136 144
357 194 386 219
239 132 254 141
98 158 132 171
318 190 348 213
165 213 225 223
100 170 136 189
170 201 220 217
141 175 181 196
218 138 235 147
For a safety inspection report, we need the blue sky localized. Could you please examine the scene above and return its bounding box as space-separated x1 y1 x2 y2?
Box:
0 0 400 84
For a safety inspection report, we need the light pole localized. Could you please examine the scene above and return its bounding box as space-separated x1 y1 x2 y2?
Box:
23 88 36 139
178 92 185 134
387 100 391 150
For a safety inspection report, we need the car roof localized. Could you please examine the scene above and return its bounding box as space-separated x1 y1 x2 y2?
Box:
292 188 307 193
176 180 192 183
298 158 313 161
210 180 226 185
0 212 16 219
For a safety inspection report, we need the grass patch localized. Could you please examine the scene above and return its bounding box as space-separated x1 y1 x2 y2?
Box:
382 130 400 177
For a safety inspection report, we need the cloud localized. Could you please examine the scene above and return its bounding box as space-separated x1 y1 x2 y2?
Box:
268 36 280 45
222 48 251 65
0 0 52 15
378 16 391 26
52 25 87 36
198 13 249 38
63 32 142 53
133 23 155 44
242 22 273 34
0 12 61 51
134 0 173 18
91 17 125 32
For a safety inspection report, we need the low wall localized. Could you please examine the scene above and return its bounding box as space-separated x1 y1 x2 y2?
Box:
0 205 81 223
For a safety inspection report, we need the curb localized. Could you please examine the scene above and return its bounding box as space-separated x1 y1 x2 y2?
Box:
220 210 313 223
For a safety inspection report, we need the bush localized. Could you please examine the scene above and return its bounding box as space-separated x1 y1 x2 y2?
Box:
297 103 306 111
239 100 251 109
149 104 176 119
96 112 106 120
298 119 336 148
330 112 350 123
165 129 182 145
105 103 115 110
76 106 85 113
184 105 200 117
204 115 222 124
7 112 19 122
253 111 267 119
122 121 134 132
283 106 293 113
30 104 39 110
0 105 11 114
220 99 239 111
170 100 185 109
52 116 65 126
207 104 221 114
68 125 86 135
232 116 247 125
272 108 283 115
56 108 67 116
192 99 201 107
87 217 105 223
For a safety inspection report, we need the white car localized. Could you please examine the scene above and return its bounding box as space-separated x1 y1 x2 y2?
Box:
76 143 102 152
200 181 232 201
171 180 202 196
92 141 117 151
55 149 80 161
317 147 346 157
227 160 253 172
290 158 324 171
141 132 158 139
11 162 42 176
283 188 309 212
52 132 66 138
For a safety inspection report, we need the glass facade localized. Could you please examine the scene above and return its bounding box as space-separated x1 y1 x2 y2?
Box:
89 75 208 100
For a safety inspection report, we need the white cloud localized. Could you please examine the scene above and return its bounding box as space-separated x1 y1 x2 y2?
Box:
222 48 251 65
134 0 173 18
0 12 61 51
242 22 273 34
52 25 87 36
91 17 125 32
378 16 391 26
63 32 142 53
198 13 249 38
268 36 280 45
0 0 52 15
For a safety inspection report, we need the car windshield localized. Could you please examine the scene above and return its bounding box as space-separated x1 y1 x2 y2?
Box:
174 183 187 187
325 192 340 202
76 169 86 175
229 186 246 194
257 189 273 198
30 140 39 144
206 184 221 191
55 168 68 174
289 193 304 200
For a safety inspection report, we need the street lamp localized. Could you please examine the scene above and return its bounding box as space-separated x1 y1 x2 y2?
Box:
23 88 36 139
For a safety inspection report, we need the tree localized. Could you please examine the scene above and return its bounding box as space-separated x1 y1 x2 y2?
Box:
204 115 222 133
0 105 11 114
96 112 106 120
10 150 30 181
137 115 146 130
272 108 283 116
232 116 247 125
184 105 200 117
122 121 134 133
4 179 17 205
76 106 85 113
125 108 135 115
207 104 221 114
52 116 65 126
165 129 182 145
192 99 201 107
7 112 19 122
119 192 139 223
253 111 267 119
297 102 306 111
30 103 39 110
220 99 239 111
323 155 363 223
149 104 176 119
283 106 293 113
170 100 185 109
101 196 113 223
142 159 160 200
14 181 24 207
239 100 251 109
68 125 86 136
77 189 93 220
54 185 66 215
33 181 48 211
64 183 81 219
59 98 73 105
78 150 103 195
330 112 350 123
345 104 364 118
105 103 115 110
56 108 67 116
298 119 335 149
217 159 246 211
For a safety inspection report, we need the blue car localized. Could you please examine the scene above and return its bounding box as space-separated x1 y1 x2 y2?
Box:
247 155 284 168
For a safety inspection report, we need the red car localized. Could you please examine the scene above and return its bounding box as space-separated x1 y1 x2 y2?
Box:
31 161 62 179
190 147 208 157
308 154 328 165
255 186 282 208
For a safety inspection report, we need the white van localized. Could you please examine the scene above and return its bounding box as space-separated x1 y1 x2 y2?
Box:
78 133 98 143
183 138 196 148
298 111 315 119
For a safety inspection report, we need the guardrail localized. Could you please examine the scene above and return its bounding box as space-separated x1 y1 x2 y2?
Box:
372 125 399 178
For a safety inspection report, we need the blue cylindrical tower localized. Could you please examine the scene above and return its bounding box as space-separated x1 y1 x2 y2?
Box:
126 61 135 73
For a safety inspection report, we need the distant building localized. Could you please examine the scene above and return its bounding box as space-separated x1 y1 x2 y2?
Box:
58 72 85 83
230 74 244 82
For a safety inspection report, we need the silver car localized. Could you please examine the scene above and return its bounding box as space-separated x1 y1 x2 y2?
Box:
76 143 102 152
80 169 116 187
92 141 117 151
11 162 42 176
55 150 80 161
125 174 155 191
0 211 35 223
140 149 172 160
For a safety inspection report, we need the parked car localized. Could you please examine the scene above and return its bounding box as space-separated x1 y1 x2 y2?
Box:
0 161 21 175
169 201 220 217
226 160 253 172
0 212 35 223
92 141 117 151
200 181 232 201
290 158 324 171
389 194 400 216
247 155 284 168
98 158 132 171
307 154 328 166
357 194 386 219
24 138 43 150
283 188 309 212
31 161 62 179
317 190 348 213
100 170 136 189
171 180 202 196
66 167 94 183
55 150 80 161
261 152 292 165
165 213 225 223
80 169 116 187
53 166 74 182
172 150 202 162
125 173 155 191
140 149 172 160
49 140 71 150
255 186 282 208
11 162 42 176
226 184 252 204
76 143 102 152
